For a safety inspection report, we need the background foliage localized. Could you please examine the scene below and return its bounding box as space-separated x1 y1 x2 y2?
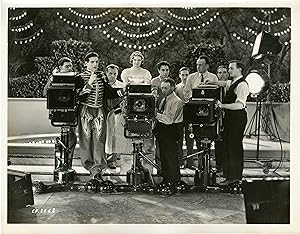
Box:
8 7 291 101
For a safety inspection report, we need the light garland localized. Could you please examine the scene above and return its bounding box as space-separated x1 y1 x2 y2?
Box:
14 28 43 45
68 8 111 19
159 12 219 31
245 26 258 35
119 14 155 27
284 40 291 46
57 12 118 29
232 32 254 47
130 10 147 17
11 21 34 32
182 7 195 10
261 8 277 15
9 7 16 10
9 10 27 21
114 26 161 38
253 14 287 25
102 30 174 50
274 26 291 36
167 8 209 21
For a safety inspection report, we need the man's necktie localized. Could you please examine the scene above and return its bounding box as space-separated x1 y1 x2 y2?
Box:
201 73 204 83
158 97 167 113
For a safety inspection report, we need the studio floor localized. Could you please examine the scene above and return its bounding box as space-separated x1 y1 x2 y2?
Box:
10 189 246 224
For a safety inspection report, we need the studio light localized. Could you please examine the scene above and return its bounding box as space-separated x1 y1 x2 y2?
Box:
252 31 282 59
245 69 269 98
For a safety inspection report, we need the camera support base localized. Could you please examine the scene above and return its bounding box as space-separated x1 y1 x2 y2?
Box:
33 126 76 194
126 141 160 188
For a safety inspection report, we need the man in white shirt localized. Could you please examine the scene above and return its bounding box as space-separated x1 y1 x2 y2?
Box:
105 64 124 169
215 65 230 173
183 55 218 102
208 60 249 185
175 67 191 168
182 55 218 168
156 78 183 183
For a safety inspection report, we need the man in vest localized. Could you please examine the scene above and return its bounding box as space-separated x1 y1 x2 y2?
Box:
208 60 249 185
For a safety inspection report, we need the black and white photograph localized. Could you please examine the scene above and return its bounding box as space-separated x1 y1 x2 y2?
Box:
1 0 299 233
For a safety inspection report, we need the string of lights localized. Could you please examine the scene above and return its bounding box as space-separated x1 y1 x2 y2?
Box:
68 8 111 19
245 26 259 35
118 14 155 27
260 8 277 15
114 26 161 38
10 21 34 32
253 14 287 25
182 7 195 10
232 32 254 47
102 30 174 50
9 10 27 21
9 7 16 10
14 28 43 45
274 26 291 36
284 40 291 46
167 8 210 21
56 12 118 30
158 12 219 31
130 10 147 17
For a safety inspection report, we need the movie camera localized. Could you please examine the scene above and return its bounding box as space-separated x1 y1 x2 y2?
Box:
183 85 224 190
124 84 156 139
183 85 223 140
45 72 77 185
123 85 159 187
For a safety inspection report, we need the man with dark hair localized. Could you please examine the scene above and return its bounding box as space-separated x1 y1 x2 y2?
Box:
156 78 183 183
104 64 124 169
76 52 123 179
182 55 218 169
175 67 190 168
151 61 171 107
217 65 230 82
183 55 218 101
208 60 249 185
43 57 77 167
214 64 230 172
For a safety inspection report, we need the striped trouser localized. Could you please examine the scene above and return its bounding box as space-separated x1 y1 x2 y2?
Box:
78 105 107 173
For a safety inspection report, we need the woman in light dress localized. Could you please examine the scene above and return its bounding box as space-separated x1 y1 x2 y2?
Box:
121 51 152 86
114 51 154 156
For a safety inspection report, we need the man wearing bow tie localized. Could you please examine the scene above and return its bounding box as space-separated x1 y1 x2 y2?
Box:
156 78 183 183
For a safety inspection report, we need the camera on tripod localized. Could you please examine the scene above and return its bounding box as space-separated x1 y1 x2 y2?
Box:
183 85 223 140
47 72 78 127
124 84 156 138
46 72 78 185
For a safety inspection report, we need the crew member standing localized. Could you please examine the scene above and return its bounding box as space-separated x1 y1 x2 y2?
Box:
214 65 230 173
156 78 183 183
209 60 249 185
183 55 218 168
43 57 77 168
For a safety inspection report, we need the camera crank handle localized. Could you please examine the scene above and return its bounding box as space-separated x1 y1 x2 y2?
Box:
56 137 71 153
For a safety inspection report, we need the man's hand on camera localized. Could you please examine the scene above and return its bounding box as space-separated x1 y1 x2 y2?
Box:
216 100 222 109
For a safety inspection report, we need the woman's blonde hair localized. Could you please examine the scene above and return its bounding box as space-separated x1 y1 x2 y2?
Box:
130 51 144 64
